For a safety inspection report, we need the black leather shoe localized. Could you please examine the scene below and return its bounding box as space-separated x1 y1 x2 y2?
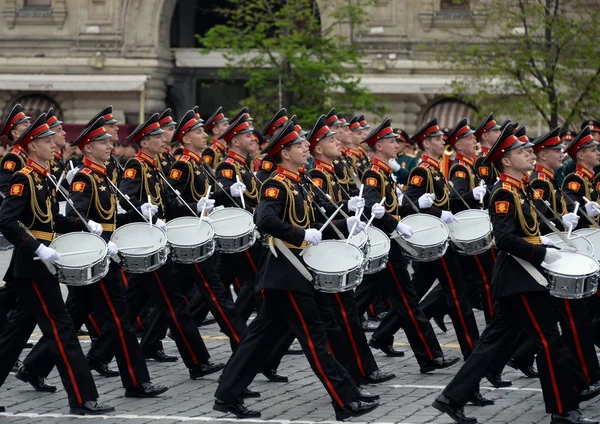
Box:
361 320 379 332
0 405 4 412
579 382 600 402
261 369 289 383
484 372 512 388
145 349 178 362
86 357 119 377
369 338 405 357
125 382 169 398
334 400 379 421
432 395 477 423
213 399 261 418
551 410 599 424
70 400 115 415
200 317 217 327
189 361 225 380
358 387 380 401
11 360 22 374
469 391 494 406
285 346 303 355
420 356 460 374
362 369 396 384
433 315 448 333
507 358 538 378
15 365 57 392
242 387 261 398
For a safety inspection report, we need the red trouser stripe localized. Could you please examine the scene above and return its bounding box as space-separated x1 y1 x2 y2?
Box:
440 257 474 351
334 293 365 376
473 255 494 318
193 263 240 344
98 280 138 386
368 304 375 316
233 278 242 292
136 316 144 330
244 250 258 274
153 271 198 365
287 292 344 407
490 249 497 262
32 280 83 405
520 294 563 413
120 269 129 288
563 299 590 383
387 262 434 360
87 314 101 335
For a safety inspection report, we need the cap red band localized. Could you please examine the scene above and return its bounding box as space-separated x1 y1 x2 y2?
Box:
349 122 361 131
365 127 393 146
103 113 114 122
269 130 300 156
482 120 497 132
46 115 58 127
533 136 561 152
359 120 368 126
326 115 339 126
294 124 302 134
77 127 107 148
9 112 25 128
158 116 173 126
268 116 288 136
313 125 330 142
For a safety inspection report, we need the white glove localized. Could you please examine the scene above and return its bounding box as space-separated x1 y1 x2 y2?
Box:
35 244 60 262
154 219 168 233
396 222 414 238
87 220 103 236
230 182 246 198
561 212 579 229
304 228 322 245
371 203 385 219
440 211 458 224
395 186 403 197
418 193 435 209
66 168 79 185
346 216 366 235
543 249 561 264
196 197 216 214
347 196 365 213
585 201 600 218
389 159 401 172
540 236 554 246
472 186 486 201
107 241 119 257
140 202 158 217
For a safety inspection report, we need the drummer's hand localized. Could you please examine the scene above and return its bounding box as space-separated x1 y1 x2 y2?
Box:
543 249 561 264
561 212 579 229
200 215 213 225
389 159 401 172
230 182 246 198
196 197 215 214
396 222 414 238
35 244 60 262
418 193 435 209
472 186 486 201
346 216 366 235
154 219 168 233
440 211 458 224
371 203 385 219
107 241 119 257
540 235 554 246
304 228 322 245
87 220 103 236
585 201 600 217
347 196 365 212
66 167 78 185
141 202 158 217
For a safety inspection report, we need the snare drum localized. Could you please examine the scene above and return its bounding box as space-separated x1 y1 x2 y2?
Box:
166 217 215 264
110 223 169 273
364 227 390 274
448 209 493 255
542 250 599 299
347 229 370 267
398 214 449 262
302 240 364 293
573 228 600 261
209 208 256 253
50 232 109 286
544 232 595 257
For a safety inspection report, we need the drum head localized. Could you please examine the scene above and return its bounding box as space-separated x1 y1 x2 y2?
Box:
347 230 367 249
544 233 594 257
50 232 107 267
366 226 390 257
303 241 363 273
543 251 599 275
400 214 449 246
573 229 600 261
167 217 214 246
111 223 167 255
448 210 491 242
209 208 254 237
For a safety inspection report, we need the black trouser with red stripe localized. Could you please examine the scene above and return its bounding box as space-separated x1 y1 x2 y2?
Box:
215 288 360 408
355 245 444 365
0 277 98 406
23 264 150 389
443 291 585 414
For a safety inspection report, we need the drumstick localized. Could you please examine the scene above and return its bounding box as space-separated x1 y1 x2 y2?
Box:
456 216 488 221
117 244 154 251
568 202 579 239
236 175 246 210
448 181 472 210
33 249 101 260
209 214 249 223
147 195 153 228
105 179 152 223
479 180 485 208
156 172 200 217
362 198 386 235
299 203 345 257
55 169 66 192
47 175 94 233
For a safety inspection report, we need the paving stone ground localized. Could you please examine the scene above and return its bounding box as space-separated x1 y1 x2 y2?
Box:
0 250 598 424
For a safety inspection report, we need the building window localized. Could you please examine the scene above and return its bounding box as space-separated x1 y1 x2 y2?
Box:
23 0 52 8
440 0 469 9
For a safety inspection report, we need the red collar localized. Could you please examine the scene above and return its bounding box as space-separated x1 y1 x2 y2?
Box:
53 151 61 160
277 165 300 182
14 145 26 156
226 149 247 165
372 157 391 173
346 148 360 157
535 164 554 180
480 146 490 157
137 151 156 167
455 153 474 167
499 173 523 189
314 159 335 174
212 139 227 152
576 164 594 181
26 158 48 176
182 148 201 163
83 157 107 176
421 154 440 169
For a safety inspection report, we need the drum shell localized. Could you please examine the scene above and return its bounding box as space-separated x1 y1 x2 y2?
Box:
209 208 257 253
50 232 109 286
543 250 600 299
167 217 216 264
399 214 449 262
302 240 364 293
110 223 169 274
448 209 493 256
364 226 390 275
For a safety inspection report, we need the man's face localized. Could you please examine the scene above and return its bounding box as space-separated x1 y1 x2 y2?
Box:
591 131 600 142
29 136 56 162
315 135 341 160
162 126 176 146
51 124 66 149
232 132 254 154
455 134 476 158
283 143 308 168
578 145 600 168
213 121 229 139
104 123 119 143
424 135 445 158
375 138 398 161
539 148 563 170
86 138 112 164
143 134 166 155
11 121 31 141
482 129 500 145
183 127 209 151
504 147 533 173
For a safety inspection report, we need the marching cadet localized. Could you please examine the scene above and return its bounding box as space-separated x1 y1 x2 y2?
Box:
473 113 501 190
0 113 114 415
393 128 417 186
556 130 575 187
96 106 122 185
214 119 377 420
347 116 371 174
16 117 168 399
0 104 31 198
328 109 357 197
433 123 599 424
157 108 177 174
202 106 229 170
118 113 224 380
337 113 367 178
256 108 288 183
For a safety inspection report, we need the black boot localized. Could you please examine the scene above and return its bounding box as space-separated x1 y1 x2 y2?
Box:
15 365 57 392
484 372 512 388
69 400 115 415
144 349 178 362
86 356 119 377
368 338 404 357
432 394 478 423
362 369 396 384
213 399 261 418
261 368 289 383
334 400 379 421
419 356 460 373
189 361 225 380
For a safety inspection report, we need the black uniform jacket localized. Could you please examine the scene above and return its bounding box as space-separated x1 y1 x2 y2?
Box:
165 148 210 220
528 164 567 233
474 146 498 191
404 154 450 218
215 150 259 211
562 164 599 230
0 146 28 201
448 154 482 212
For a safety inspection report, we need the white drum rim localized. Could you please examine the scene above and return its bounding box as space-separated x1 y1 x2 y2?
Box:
303 240 363 273
400 213 449 246
166 216 214 247
50 232 107 267
544 233 595 257
110 222 167 256
448 209 492 242
209 207 255 237
542 251 600 275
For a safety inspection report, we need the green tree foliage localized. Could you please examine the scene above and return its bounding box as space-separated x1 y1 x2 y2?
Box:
197 0 384 127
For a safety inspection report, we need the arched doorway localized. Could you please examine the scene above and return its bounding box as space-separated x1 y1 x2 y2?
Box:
13 93 61 121
421 99 478 130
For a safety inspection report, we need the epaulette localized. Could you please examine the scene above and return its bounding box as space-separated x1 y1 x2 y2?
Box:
370 165 380 172
225 157 235 165
179 155 191 163
273 174 286 182
80 168 93 175
210 144 218 152
134 157 143 163
501 182 512 191
315 165 325 172
419 162 430 169
538 173 547 181
575 171 584 178
10 149 23 156
18 167 33 175
457 160 466 167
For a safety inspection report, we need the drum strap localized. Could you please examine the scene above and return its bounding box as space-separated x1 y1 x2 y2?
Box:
508 254 548 287
273 238 313 282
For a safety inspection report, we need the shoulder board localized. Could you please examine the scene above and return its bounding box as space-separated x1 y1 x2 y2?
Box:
501 182 512 191
179 155 191 163
370 165 380 172
134 157 143 163
273 174 286 182
10 149 24 156
575 171 584 178
17 167 33 175
225 157 235 164
538 173 547 180
419 163 430 169
210 145 218 152
457 160 466 167
80 168 93 175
